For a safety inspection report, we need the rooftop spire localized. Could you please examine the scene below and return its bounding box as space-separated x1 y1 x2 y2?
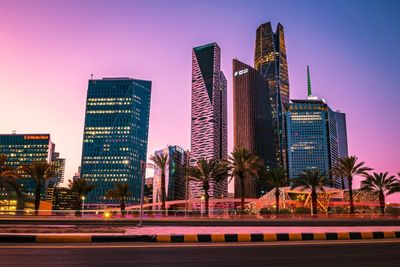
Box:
307 65 312 97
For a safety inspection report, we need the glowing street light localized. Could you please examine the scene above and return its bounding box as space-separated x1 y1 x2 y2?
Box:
81 196 85 214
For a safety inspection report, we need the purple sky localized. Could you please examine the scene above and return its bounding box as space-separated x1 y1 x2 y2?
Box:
0 0 399 200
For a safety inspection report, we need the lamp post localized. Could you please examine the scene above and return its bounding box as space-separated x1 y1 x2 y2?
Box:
81 196 85 215
184 150 190 217
138 160 146 227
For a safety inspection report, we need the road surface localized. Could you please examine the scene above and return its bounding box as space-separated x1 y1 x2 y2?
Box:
1 239 399 266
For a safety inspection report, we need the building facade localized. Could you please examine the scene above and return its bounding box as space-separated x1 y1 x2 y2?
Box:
285 99 341 188
0 134 53 197
232 59 276 197
46 143 66 188
152 146 188 203
80 77 151 205
47 186 78 211
335 111 349 189
254 22 290 169
190 43 228 199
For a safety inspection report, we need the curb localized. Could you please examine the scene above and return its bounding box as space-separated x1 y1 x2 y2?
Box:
1 232 399 243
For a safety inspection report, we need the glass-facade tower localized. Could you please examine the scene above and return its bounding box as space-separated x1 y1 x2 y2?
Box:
254 22 290 169
152 145 188 203
286 99 340 188
190 43 228 199
0 134 53 197
233 59 276 197
80 78 151 205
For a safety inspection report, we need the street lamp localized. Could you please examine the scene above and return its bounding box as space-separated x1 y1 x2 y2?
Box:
81 196 85 215
138 160 146 227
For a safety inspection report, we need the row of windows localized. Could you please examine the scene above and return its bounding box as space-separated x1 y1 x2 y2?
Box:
86 110 134 114
88 97 132 102
87 102 132 106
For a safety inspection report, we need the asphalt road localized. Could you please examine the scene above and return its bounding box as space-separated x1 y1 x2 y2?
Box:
2 217 400 226
1 240 400 267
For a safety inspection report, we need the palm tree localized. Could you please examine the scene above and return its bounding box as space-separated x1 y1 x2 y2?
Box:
21 162 55 215
187 159 228 216
68 178 95 216
334 156 372 214
228 147 264 213
106 183 130 216
0 155 21 195
264 167 288 214
291 170 329 215
361 172 400 214
150 153 169 215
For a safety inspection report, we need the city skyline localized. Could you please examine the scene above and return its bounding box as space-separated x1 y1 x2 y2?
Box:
0 1 399 200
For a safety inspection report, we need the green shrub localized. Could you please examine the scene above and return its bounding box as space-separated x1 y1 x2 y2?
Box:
259 207 274 215
294 207 311 214
385 206 400 215
278 208 291 214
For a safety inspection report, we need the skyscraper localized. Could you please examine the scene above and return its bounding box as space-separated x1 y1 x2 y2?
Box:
254 22 290 169
286 99 339 186
80 77 151 205
152 145 188 203
233 59 276 197
190 42 228 199
46 143 66 188
335 111 349 189
285 68 342 188
0 134 53 197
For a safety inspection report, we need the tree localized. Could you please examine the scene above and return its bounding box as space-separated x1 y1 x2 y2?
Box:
106 183 130 216
360 172 400 214
0 155 22 196
68 178 95 216
187 159 228 216
264 167 288 214
21 162 55 215
334 156 372 214
228 147 264 213
291 170 329 215
150 153 169 215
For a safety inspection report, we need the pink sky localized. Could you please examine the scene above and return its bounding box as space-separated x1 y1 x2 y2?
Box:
0 1 399 201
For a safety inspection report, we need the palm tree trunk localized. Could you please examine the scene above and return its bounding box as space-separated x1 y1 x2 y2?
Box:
239 172 245 213
75 198 82 216
34 180 41 216
311 189 318 215
161 172 166 216
121 198 126 217
348 177 354 214
379 191 385 215
203 181 210 217
204 191 209 216
275 188 280 214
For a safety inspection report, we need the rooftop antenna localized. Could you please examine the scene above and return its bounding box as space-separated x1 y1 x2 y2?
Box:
90 74 93 80
307 65 312 97
12 130 16 135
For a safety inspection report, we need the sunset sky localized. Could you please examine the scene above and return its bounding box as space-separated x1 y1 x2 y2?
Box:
0 0 399 200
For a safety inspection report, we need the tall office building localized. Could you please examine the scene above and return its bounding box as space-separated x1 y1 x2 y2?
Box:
46 143 66 188
80 77 151 205
190 42 228 199
335 111 349 189
232 59 276 197
335 112 348 159
0 134 53 197
286 99 340 186
254 22 290 169
152 145 188 203
285 69 342 188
